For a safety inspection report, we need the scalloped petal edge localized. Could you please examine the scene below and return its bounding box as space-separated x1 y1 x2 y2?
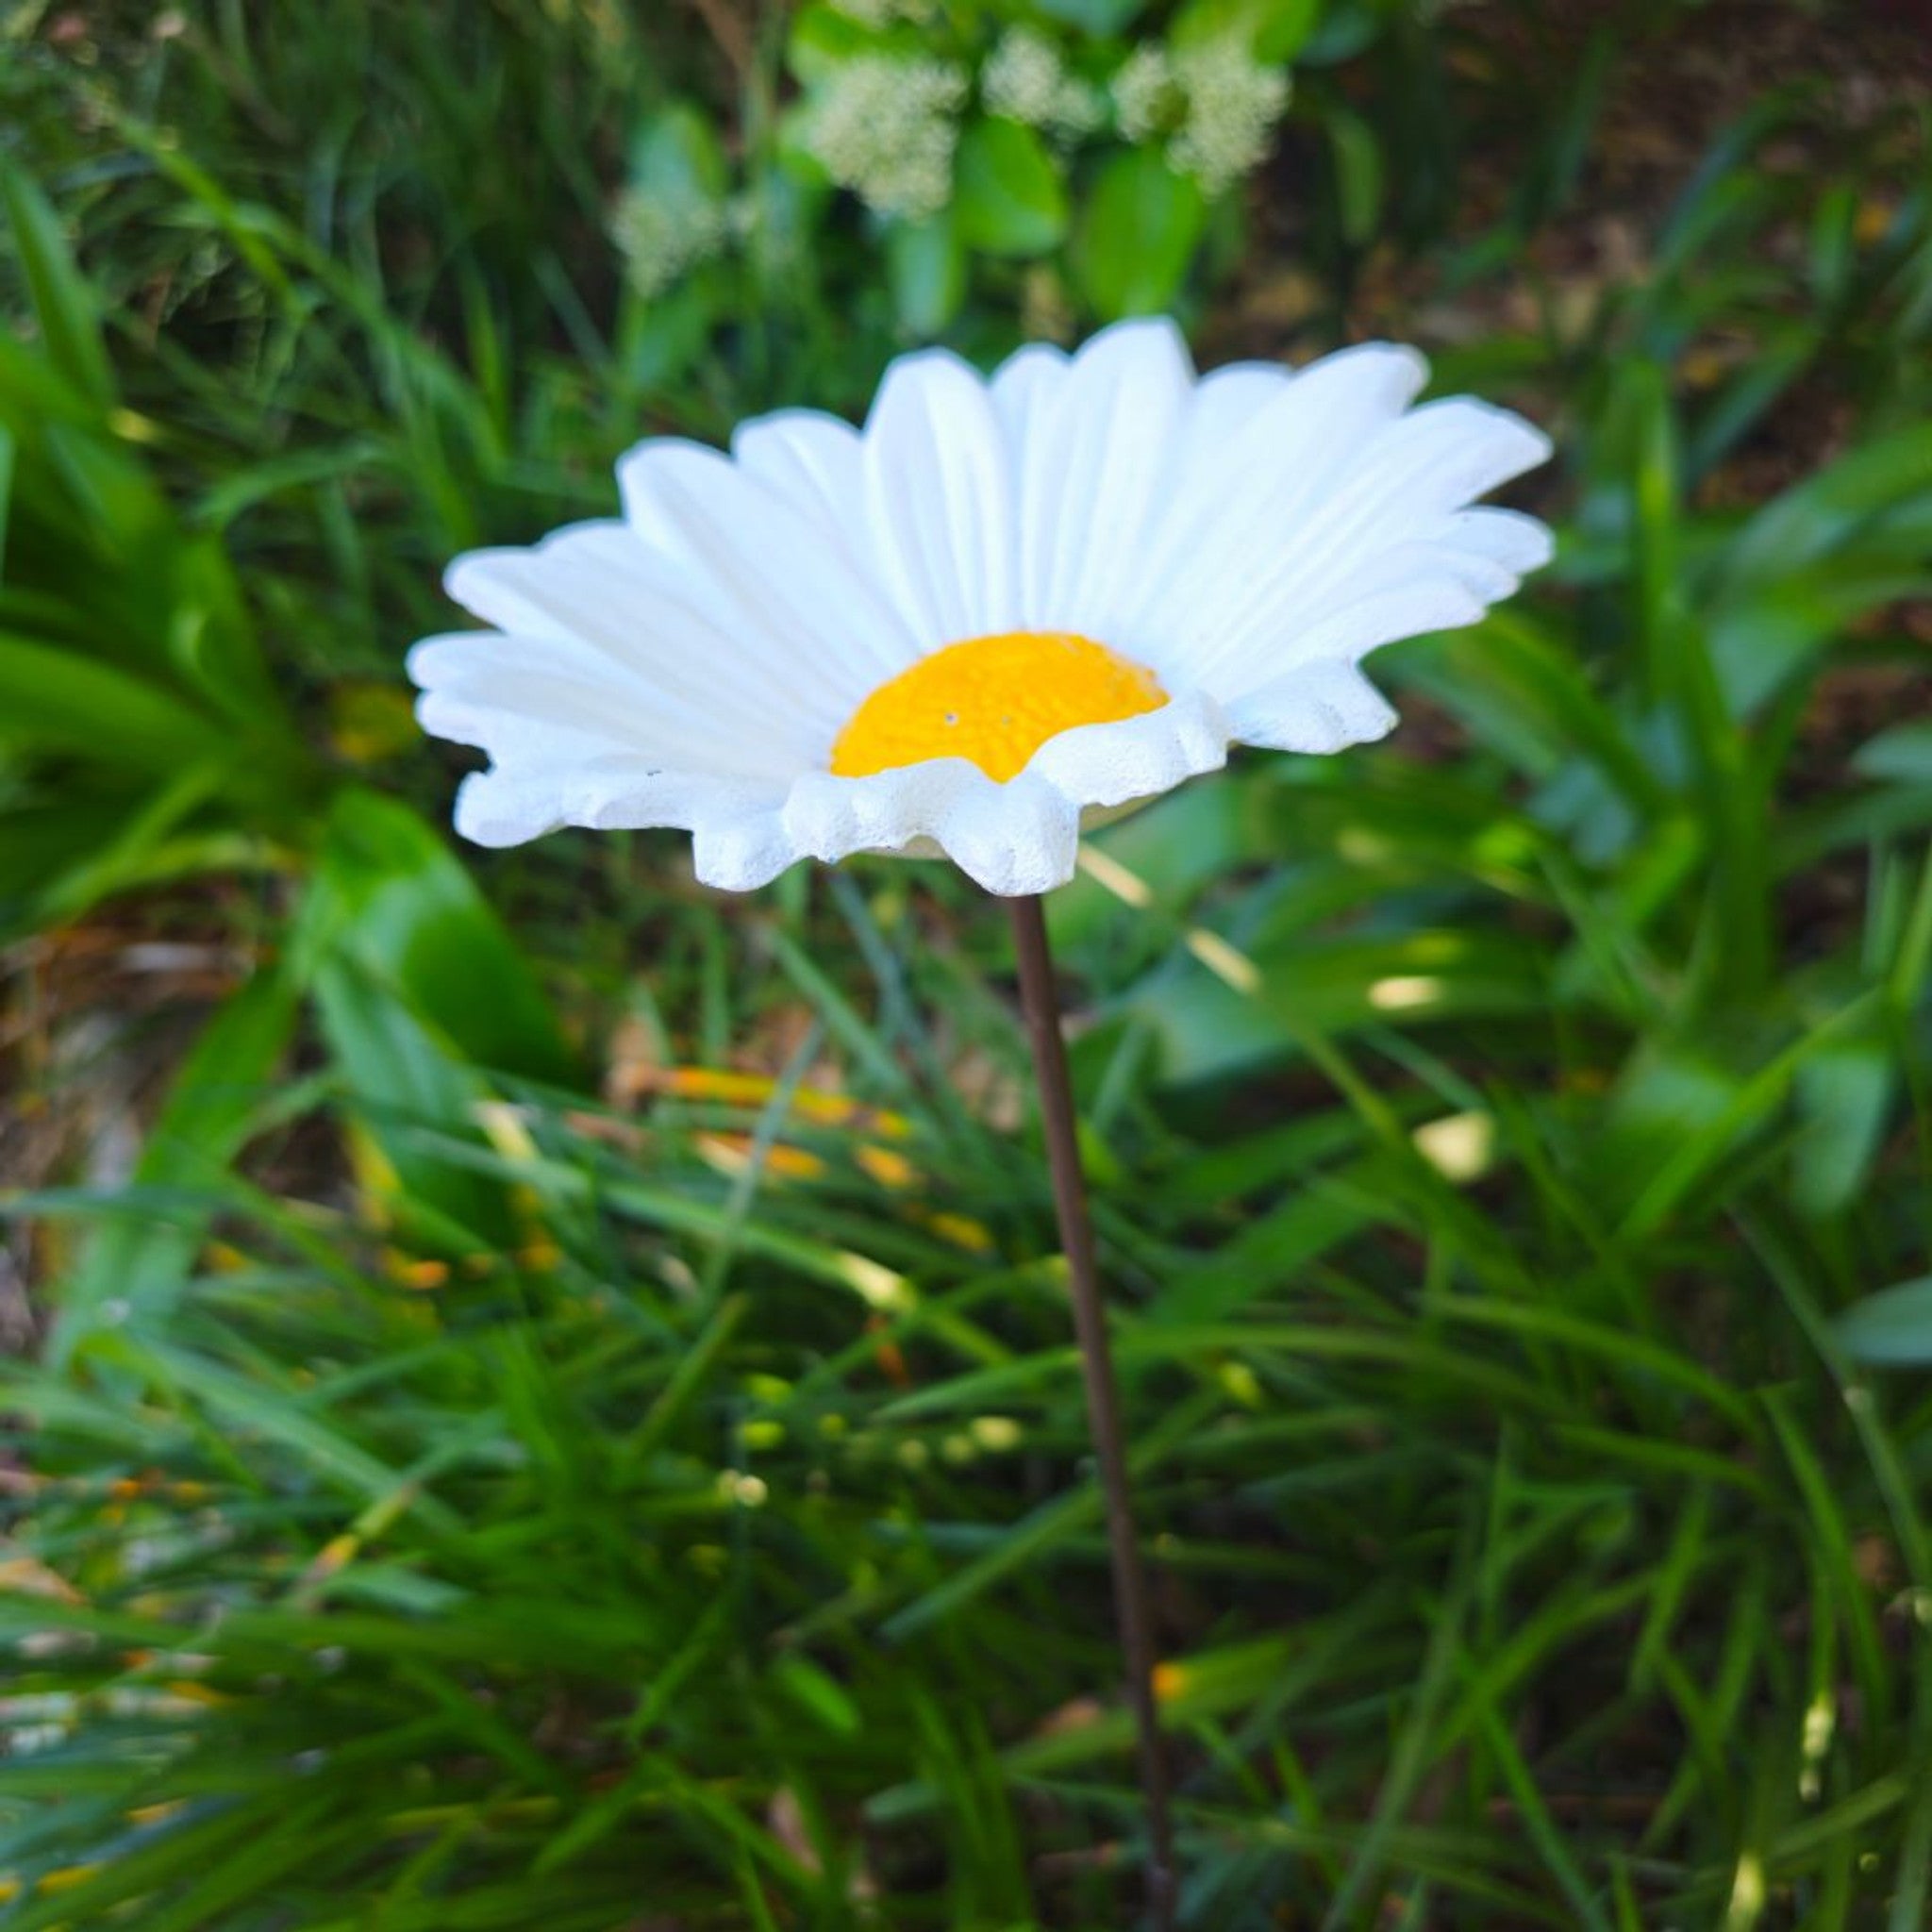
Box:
444 666 1402 895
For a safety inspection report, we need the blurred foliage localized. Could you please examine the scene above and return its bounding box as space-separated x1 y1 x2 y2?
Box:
2 0 1932 1926
773 0 1328 331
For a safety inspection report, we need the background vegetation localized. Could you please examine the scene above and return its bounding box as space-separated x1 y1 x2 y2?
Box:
3 0 1931 1924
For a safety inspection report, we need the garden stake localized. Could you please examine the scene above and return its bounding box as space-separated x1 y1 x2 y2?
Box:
412 321 1553 1921
1008 891 1176 1930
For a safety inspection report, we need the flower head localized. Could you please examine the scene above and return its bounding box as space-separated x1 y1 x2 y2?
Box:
610 187 728 301
800 55 967 222
410 322 1553 896
1169 40 1291 194
1110 37 1291 194
1111 44 1176 144
983 27 1106 144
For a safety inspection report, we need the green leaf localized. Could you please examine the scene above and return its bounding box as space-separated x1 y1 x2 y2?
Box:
886 208 965 337
1855 721 1932 785
23 764 242 930
1129 926 1550 1087
0 795 135 936
1072 147 1205 320
1615 995 1883 1239
0 631 235 770
954 118 1067 259
773 1655 863 1738
1030 0 1151 34
1176 0 1319 59
0 422 14 567
1833 1278 1932 1366
1717 422 1932 598
53 967 301 1357
308 950 516 1247
289 789 579 1247
1406 613 1666 811
1300 0 1390 62
1254 0 1327 59
629 102 730 203
1325 104 1383 247
618 274 715 391
1708 561 1932 715
296 788 575 1087
785 3 886 83
1792 1027 1895 1218
0 157 115 409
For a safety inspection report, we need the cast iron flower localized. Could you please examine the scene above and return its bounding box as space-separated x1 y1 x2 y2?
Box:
410 320 1552 893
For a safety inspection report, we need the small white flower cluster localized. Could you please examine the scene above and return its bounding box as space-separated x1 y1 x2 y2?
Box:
803 55 968 223
1171 40 1291 193
611 186 729 301
981 26 1105 144
1110 42 1175 145
1110 36 1292 196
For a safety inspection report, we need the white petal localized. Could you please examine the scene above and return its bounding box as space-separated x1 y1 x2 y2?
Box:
860 349 1018 644
1263 401 1552 621
935 774 1078 895
1440 506 1556 574
1026 690 1229 812
619 437 917 692
783 759 981 869
692 801 802 893
410 623 802 783
440 529 826 766
1007 318 1194 638
454 748 800 885
452 766 575 848
444 522 644 651
1313 537 1523 608
1176 358 1292 457
761 691 1228 893
783 762 1077 896
730 408 865 533
411 630 671 762
455 760 766 850
1227 580 1490 685
988 341 1069 450
1180 396 1552 690
1222 659 1400 754
1124 342 1429 664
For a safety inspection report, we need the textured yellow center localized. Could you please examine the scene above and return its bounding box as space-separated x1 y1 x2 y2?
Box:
830 631 1168 783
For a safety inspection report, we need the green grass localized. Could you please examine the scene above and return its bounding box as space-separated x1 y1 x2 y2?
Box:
3 1 1932 1925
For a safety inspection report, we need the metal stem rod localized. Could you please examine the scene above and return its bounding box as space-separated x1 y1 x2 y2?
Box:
1007 891 1176 1929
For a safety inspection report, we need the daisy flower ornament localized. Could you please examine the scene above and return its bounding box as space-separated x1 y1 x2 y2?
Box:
409 320 1552 889
410 319 1551 1924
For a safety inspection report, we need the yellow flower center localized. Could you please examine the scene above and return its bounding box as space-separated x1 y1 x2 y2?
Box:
830 631 1168 783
